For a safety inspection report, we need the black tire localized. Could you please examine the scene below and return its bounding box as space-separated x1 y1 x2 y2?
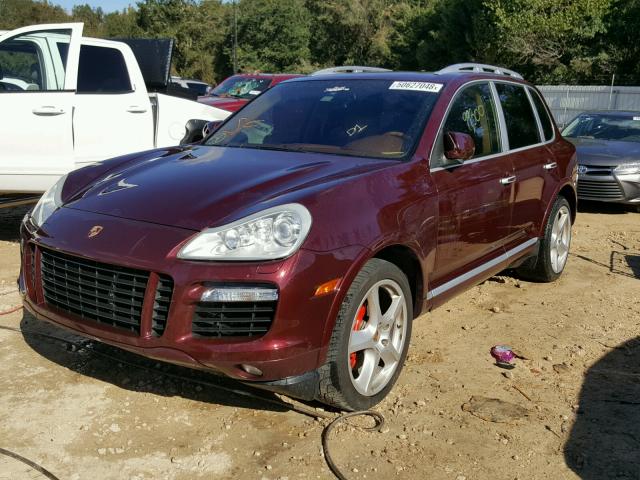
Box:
517 196 572 282
316 258 413 411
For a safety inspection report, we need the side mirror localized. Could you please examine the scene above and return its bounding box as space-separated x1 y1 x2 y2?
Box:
444 131 475 161
202 120 223 138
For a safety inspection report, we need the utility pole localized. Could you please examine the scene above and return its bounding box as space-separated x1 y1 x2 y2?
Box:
232 0 238 73
608 73 616 110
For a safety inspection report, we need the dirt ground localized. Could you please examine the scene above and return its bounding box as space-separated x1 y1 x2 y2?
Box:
0 202 639 480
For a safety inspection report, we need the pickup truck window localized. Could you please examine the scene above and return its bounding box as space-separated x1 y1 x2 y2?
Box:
441 82 501 160
0 29 70 92
496 83 541 149
77 45 132 94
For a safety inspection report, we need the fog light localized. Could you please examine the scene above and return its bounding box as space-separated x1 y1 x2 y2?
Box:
241 364 263 376
201 287 278 302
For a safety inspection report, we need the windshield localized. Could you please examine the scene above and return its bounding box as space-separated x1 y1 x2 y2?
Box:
211 76 272 99
562 114 640 143
204 79 442 160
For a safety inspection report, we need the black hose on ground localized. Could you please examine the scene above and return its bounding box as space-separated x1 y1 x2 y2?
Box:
322 410 385 480
0 447 61 480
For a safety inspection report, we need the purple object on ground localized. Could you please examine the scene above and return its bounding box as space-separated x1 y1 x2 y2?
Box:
491 345 515 367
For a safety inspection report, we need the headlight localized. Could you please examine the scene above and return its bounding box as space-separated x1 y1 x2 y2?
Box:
614 162 640 175
178 203 312 261
30 174 67 227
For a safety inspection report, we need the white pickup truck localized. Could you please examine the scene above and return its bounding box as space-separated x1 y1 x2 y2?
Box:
0 23 230 207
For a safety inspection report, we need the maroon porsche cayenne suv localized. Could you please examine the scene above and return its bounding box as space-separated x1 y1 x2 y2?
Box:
19 64 577 410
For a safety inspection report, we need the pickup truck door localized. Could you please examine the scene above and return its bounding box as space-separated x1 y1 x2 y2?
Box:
0 23 83 193
72 40 153 167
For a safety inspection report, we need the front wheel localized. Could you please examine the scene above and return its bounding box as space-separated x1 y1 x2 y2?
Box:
517 196 572 282
316 258 412 411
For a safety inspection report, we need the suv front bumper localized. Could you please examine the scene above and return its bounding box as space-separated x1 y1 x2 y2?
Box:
19 206 363 389
577 168 640 204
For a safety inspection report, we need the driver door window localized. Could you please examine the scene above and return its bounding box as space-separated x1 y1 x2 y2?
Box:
0 29 70 92
439 82 501 164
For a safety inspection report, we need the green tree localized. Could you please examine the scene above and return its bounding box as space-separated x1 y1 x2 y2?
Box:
71 4 105 37
484 0 614 82
103 8 144 38
136 0 226 83
408 0 499 72
227 0 311 73
307 0 394 68
599 0 640 84
0 0 68 30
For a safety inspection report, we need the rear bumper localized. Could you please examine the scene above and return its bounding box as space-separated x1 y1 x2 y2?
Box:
20 206 364 386
577 171 640 204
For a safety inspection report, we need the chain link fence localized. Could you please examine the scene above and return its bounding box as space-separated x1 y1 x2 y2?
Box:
538 85 640 127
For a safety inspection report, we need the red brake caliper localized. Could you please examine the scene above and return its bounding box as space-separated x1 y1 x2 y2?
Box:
350 305 367 369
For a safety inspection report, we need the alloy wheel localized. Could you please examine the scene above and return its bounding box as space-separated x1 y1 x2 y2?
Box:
347 279 408 396
550 205 571 273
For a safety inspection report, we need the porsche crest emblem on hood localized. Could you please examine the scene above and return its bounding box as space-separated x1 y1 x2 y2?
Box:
88 226 103 238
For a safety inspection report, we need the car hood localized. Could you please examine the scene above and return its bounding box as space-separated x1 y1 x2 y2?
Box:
65 146 394 231
567 137 640 166
197 96 248 112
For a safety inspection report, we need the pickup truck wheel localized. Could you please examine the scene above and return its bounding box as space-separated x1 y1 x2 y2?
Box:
517 196 572 282
316 258 412 411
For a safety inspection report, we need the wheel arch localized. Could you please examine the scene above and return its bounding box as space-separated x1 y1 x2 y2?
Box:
540 181 577 236
371 244 425 319
558 183 577 222
318 241 426 364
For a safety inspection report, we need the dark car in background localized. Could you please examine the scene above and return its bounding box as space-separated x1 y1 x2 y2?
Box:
563 111 640 209
20 64 576 410
198 73 303 112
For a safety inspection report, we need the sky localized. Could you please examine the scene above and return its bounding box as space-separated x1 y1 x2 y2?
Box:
55 0 233 14
56 0 135 13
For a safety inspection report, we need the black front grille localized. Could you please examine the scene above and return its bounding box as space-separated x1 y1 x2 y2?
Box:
582 165 614 176
40 248 149 333
578 179 624 199
192 301 276 338
152 275 173 336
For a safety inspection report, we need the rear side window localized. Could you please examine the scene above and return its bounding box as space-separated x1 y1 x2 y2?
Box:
529 88 554 141
496 83 541 149
77 45 131 93
441 82 501 159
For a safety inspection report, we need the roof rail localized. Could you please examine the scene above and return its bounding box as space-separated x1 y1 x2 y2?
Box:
437 63 523 80
311 66 392 76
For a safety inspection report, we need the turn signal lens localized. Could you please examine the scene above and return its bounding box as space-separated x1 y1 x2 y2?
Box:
314 278 341 297
201 287 278 302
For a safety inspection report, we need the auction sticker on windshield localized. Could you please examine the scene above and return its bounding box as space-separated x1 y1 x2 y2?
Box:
389 81 443 93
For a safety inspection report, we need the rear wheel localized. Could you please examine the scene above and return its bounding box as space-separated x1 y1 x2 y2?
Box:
517 196 572 282
316 259 412 411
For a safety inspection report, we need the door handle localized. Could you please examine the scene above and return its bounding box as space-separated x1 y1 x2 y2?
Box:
500 176 516 185
32 106 65 116
126 105 147 113
543 162 557 170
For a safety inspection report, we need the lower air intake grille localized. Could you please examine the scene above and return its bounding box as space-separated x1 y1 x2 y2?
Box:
152 275 173 336
192 301 276 338
577 179 624 200
40 248 149 333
